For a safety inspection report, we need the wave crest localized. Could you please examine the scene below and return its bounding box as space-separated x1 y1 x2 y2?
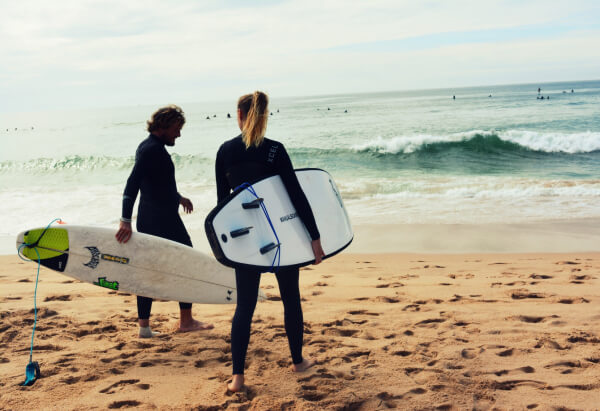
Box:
351 130 600 155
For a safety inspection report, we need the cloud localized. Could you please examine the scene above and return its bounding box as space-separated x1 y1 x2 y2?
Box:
0 0 599 111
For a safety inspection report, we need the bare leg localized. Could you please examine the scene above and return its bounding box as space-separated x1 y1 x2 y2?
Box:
177 308 214 332
228 374 245 392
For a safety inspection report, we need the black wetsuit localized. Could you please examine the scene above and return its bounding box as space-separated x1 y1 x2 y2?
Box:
215 135 320 374
122 134 192 319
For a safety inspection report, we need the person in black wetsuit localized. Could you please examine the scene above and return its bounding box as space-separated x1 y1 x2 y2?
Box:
115 105 214 338
215 91 325 392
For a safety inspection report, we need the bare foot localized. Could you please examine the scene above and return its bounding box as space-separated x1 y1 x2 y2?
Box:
227 374 244 392
177 319 214 332
292 358 315 372
139 326 159 338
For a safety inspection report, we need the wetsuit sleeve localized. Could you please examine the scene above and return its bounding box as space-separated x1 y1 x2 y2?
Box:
215 145 230 203
276 144 320 241
121 148 149 220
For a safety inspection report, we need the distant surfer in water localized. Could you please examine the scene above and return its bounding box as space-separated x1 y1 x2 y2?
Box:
214 91 324 392
116 105 214 338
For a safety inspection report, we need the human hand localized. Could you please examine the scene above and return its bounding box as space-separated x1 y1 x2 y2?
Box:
311 238 325 265
116 221 132 243
180 196 194 213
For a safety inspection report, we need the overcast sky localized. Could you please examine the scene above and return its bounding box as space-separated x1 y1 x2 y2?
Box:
1 0 599 111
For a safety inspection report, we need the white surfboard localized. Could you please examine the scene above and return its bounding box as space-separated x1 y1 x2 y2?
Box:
16 225 262 304
205 168 353 270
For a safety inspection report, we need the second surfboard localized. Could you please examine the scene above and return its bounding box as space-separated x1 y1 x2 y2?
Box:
205 168 353 271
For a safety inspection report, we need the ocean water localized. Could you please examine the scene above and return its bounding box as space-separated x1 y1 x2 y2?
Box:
1 80 599 251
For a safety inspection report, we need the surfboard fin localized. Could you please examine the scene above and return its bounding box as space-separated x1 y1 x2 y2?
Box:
242 198 264 209
260 242 280 255
230 227 253 238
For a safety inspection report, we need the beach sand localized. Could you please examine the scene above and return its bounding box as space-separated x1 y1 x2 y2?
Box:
1 239 600 410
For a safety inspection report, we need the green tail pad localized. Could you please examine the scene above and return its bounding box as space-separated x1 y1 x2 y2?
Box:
22 228 69 260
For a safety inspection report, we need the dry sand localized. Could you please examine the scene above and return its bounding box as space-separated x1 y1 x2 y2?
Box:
1 248 600 410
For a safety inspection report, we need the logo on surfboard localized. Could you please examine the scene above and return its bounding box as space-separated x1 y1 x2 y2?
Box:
280 212 298 223
84 246 130 269
93 277 119 290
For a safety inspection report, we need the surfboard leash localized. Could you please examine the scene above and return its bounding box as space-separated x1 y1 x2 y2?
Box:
235 183 281 272
16 217 64 386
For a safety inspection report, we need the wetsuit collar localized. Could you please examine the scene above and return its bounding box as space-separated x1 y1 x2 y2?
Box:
150 133 166 146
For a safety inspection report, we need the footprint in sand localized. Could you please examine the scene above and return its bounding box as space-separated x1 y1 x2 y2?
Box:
60 375 81 385
347 310 379 316
44 294 72 302
570 274 594 282
460 348 479 360
108 400 142 409
509 289 550 300
567 332 600 344
529 274 553 280
373 296 400 303
544 360 588 375
556 297 589 304
493 366 535 376
376 392 403 409
491 380 547 391
505 281 527 286
415 318 446 328
509 315 553 324
496 348 515 357
534 338 567 350
375 282 404 288
100 379 141 394
321 328 359 337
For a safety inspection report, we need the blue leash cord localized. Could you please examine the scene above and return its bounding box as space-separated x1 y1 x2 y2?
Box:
16 218 63 385
235 183 281 272
17 243 41 365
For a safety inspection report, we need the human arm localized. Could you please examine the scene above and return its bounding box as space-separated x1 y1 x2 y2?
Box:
115 147 147 243
115 220 132 243
275 143 321 247
311 238 325 265
215 146 231 203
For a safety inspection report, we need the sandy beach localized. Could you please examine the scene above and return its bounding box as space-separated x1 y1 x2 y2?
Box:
1 230 600 410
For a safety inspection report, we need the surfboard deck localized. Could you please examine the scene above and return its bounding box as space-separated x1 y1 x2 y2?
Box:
205 168 353 271
16 225 262 304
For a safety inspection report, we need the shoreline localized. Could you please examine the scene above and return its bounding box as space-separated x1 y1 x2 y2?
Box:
3 219 599 256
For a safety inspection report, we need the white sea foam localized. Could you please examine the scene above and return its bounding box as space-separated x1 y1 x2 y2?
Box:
337 176 600 224
499 130 600 153
352 130 600 154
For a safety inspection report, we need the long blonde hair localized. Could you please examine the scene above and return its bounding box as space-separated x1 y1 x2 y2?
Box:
238 91 269 148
